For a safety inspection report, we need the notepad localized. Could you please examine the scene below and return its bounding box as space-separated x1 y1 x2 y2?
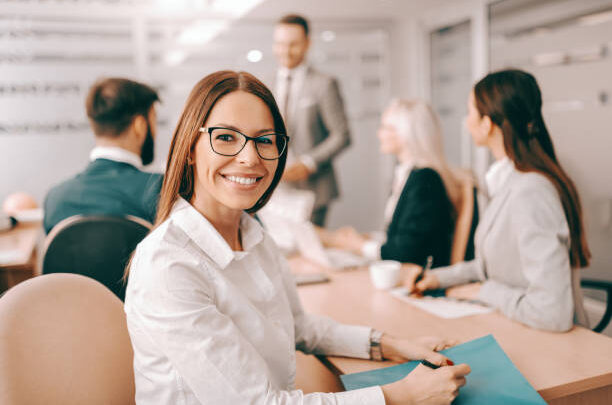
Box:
341 334 546 404
390 287 494 318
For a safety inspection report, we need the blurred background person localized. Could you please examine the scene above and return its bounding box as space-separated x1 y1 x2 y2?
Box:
2 192 39 216
43 78 162 234
408 69 591 332
273 14 351 226
325 99 463 269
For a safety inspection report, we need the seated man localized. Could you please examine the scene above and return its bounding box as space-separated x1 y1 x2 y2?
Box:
44 78 162 234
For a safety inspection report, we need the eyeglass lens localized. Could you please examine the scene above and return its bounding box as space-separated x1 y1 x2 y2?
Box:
209 128 286 159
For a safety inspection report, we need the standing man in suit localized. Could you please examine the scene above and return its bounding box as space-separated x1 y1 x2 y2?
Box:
43 78 163 234
273 14 351 226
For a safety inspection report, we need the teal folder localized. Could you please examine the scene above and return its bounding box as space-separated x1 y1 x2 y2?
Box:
340 334 546 404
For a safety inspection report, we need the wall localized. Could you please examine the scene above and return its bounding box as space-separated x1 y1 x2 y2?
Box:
0 4 391 232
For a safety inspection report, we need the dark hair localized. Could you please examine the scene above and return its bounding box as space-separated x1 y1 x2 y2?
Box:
85 78 159 137
278 14 309 37
155 70 287 224
474 69 590 268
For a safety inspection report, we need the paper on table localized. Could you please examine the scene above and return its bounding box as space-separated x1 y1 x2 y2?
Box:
0 249 25 265
341 334 547 405
390 287 493 318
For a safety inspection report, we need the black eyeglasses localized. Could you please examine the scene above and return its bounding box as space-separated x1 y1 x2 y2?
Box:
199 127 289 160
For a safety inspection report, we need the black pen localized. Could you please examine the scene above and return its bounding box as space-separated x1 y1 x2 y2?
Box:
414 255 433 286
420 359 441 369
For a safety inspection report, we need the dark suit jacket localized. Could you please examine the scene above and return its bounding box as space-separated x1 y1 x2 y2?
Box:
43 159 163 233
381 167 454 268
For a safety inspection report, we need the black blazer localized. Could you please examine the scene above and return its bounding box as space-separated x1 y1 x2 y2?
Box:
43 159 163 233
381 167 454 268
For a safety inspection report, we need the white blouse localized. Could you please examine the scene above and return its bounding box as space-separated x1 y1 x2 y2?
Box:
124 198 385 404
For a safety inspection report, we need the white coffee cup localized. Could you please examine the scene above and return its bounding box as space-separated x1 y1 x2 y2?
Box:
369 260 401 290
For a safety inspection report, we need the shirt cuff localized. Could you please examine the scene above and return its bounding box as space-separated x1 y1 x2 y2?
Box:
299 155 317 172
334 385 386 405
361 240 382 261
323 323 372 359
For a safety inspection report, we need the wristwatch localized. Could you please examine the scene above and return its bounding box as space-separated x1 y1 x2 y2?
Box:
369 329 384 361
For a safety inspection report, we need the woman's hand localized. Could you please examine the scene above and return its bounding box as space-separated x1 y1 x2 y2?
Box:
446 282 482 300
403 265 440 293
381 334 457 364
382 363 471 405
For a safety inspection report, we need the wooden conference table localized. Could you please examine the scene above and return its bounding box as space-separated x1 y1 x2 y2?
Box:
0 222 41 293
292 257 612 405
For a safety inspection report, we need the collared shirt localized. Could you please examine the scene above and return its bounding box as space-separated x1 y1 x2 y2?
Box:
362 162 414 260
275 64 316 171
485 157 514 197
89 145 143 169
125 198 384 404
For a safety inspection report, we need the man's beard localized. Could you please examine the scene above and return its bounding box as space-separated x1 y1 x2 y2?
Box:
140 122 155 166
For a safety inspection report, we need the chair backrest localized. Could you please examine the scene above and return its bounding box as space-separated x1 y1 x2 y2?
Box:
450 170 479 264
0 273 135 404
41 215 151 301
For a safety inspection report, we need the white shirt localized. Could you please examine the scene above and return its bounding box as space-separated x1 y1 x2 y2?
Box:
89 146 143 169
485 157 514 197
275 64 316 172
362 162 414 260
125 198 385 405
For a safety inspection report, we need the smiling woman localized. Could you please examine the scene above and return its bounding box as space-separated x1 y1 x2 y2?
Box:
123 70 470 405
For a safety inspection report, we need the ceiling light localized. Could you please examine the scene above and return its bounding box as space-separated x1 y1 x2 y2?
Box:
247 49 263 63
578 10 612 26
177 20 228 46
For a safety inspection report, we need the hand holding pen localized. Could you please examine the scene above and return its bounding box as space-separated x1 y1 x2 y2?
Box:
404 255 441 294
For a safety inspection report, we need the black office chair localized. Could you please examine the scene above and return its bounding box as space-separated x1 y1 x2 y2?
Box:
580 278 612 333
41 215 152 301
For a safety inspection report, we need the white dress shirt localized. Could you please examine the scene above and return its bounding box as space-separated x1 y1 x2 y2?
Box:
362 162 414 260
125 198 385 404
89 145 143 169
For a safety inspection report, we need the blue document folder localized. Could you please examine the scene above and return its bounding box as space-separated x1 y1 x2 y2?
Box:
340 334 546 404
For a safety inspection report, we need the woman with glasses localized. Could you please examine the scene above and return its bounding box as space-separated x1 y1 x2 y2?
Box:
124 71 470 405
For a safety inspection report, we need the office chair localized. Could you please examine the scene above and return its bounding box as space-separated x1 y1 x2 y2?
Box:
0 273 135 404
580 278 612 333
41 215 152 301
450 171 479 264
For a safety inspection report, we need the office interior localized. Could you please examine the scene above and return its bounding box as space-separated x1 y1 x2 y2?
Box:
1 0 612 402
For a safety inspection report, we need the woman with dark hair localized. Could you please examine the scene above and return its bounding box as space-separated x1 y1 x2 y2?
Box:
408 69 591 332
124 71 470 405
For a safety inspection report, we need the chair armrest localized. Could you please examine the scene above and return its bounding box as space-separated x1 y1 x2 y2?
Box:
581 278 612 333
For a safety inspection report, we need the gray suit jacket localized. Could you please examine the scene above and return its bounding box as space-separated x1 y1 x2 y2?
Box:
432 168 587 332
283 66 350 209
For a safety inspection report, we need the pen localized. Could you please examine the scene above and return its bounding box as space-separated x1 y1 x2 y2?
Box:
413 255 433 287
420 359 441 369
421 358 454 369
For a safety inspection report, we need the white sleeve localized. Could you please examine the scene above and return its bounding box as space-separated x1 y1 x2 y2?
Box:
128 248 385 405
277 255 373 359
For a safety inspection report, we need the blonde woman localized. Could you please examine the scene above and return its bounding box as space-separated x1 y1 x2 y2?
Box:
329 99 462 269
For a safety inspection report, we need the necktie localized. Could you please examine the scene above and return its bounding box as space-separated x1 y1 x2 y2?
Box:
281 73 292 124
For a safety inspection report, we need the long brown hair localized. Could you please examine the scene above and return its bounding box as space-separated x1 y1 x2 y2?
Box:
474 69 590 268
155 70 288 225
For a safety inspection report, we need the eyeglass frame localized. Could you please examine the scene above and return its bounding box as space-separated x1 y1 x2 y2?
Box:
198 126 289 161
